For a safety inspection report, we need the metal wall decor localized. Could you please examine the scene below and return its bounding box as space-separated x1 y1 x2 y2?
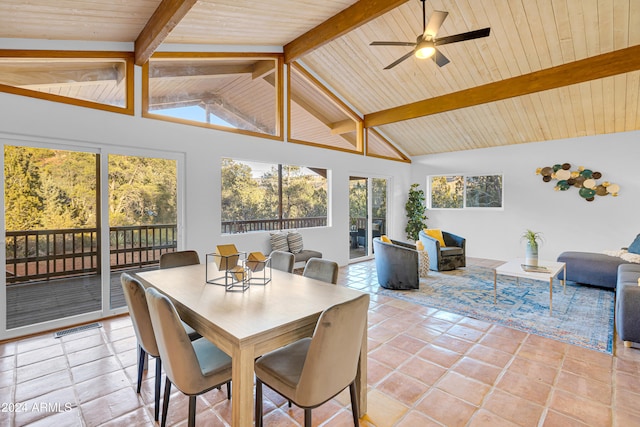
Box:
536 163 620 201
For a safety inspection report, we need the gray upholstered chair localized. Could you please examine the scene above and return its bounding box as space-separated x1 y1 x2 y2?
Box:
270 250 295 273
159 250 200 269
419 230 466 271
254 293 370 427
120 273 166 421
159 250 201 340
372 238 419 290
145 287 232 427
302 257 339 284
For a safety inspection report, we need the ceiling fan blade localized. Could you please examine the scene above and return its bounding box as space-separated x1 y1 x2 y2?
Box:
384 50 415 70
424 10 448 38
433 49 450 67
435 27 491 46
370 41 417 47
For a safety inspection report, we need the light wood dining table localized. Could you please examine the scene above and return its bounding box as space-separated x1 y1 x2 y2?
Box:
134 263 368 427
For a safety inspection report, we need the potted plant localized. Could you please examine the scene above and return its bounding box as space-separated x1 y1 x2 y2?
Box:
521 229 543 266
405 183 428 241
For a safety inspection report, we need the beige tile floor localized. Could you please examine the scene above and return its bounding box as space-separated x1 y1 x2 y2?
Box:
1 258 640 426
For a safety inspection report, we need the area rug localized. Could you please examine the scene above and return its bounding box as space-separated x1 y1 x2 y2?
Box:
377 266 615 354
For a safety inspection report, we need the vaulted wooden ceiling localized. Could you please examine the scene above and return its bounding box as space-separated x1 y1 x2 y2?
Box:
1 0 639 157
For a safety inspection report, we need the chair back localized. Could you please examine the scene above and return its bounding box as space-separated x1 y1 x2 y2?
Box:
302 258 339 284
120 273 159 357
270 250 295 273
145 287 210 395
160 250 200 269
296 294 369 406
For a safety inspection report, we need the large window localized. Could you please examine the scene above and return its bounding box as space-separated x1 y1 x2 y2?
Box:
0 50 134 115
144 53 282 139
221 159 328 233
430 175 503 209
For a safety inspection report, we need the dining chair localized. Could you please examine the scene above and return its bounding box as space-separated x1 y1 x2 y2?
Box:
270 250 295 273
159 250 202 340
145 287 233 427
254 293 370 427
159 250 200 269
302 257 339 284
120 273 164 422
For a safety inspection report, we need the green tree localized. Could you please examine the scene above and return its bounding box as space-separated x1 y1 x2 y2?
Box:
405 183 428 241
431 176 464 208
4 146 44 230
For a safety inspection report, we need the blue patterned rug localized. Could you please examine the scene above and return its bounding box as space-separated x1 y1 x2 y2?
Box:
377 266 615 354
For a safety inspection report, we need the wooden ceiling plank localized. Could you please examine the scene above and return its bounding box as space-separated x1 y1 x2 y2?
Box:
135 0 198 66
284 0 411 63
364 44 640 128
625 72 640 130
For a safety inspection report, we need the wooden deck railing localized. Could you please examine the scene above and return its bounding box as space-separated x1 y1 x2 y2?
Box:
5 224 177 284
221 217 327 234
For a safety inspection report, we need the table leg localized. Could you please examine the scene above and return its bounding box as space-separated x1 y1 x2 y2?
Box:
494 270 497 304
232 344 255 427
549 277 553 316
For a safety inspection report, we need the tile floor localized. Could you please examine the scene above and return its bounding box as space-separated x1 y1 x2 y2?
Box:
1 258 640 426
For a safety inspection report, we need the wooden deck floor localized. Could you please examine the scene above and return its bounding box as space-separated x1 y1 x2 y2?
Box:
6 268 152 329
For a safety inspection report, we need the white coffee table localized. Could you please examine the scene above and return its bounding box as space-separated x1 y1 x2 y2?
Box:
494 259 566 315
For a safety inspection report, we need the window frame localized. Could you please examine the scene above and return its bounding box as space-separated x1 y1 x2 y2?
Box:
142 52 284 141
0 50 134 115
220 158 329 234
428 174 504 210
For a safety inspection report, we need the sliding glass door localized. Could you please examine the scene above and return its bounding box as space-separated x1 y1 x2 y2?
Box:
349 176 388 261
4 146 101 329
3 144 180 335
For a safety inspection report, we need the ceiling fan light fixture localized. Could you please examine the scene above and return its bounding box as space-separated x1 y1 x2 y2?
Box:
415 40 435 59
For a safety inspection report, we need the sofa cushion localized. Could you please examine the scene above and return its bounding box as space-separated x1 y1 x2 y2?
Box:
423 229 446 247
293 249 322 263
628 234 640 255
287 232 304 254
270 232 289 252
441 246 463 257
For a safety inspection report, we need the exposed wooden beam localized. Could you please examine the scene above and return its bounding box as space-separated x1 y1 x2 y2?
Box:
283 0 410 63
150 63 254 79
365 45 640 128
251 60 276 80
330 119 357 135
134 0 198 66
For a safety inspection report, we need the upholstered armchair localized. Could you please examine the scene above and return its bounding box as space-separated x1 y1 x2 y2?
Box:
419 230 466 271
372 237 419 290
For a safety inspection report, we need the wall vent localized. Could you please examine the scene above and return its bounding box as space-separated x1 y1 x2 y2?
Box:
53 322 102 338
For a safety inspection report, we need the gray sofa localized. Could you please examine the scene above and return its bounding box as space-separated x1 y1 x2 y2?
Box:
557 251 630 289
373 237 419 290
615 264 640 346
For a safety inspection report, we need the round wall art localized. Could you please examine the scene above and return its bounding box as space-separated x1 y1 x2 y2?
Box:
535 163 620 202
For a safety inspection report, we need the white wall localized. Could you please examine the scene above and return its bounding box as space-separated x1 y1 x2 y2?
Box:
411 132 640 262
0 91 411 267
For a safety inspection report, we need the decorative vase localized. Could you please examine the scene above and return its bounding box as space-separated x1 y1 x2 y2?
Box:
525 242 539 266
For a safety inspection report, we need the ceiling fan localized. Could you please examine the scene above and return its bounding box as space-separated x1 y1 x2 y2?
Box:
370 0 491 70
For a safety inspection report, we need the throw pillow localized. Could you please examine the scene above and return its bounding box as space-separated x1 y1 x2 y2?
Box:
270 232 289 252
628 234 640 255
380 235 392 243
287 232 304 254
424 228 446 247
